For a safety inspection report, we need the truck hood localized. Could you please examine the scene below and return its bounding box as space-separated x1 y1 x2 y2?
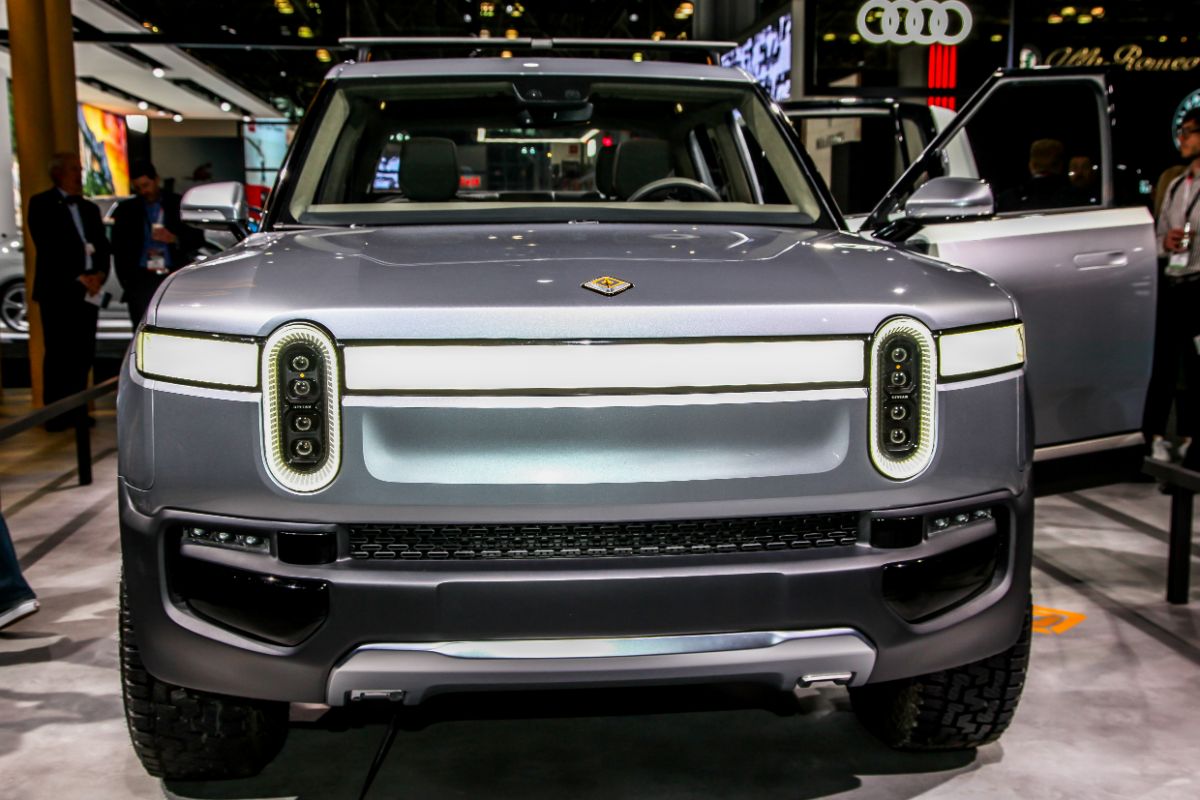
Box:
151 223 1016 339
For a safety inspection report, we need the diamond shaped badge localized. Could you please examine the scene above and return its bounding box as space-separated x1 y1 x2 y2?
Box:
582 276 633 296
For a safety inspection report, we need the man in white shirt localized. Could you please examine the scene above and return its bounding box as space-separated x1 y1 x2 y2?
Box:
1145 109 1200 461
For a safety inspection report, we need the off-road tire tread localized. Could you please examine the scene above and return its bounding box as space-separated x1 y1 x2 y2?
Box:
119 579 288 780
849 603 1031 750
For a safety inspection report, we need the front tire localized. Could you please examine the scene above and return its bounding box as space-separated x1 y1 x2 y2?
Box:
849 603 1031 750
119 578 288 780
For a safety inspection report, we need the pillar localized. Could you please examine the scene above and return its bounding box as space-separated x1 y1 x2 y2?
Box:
9 0 79 406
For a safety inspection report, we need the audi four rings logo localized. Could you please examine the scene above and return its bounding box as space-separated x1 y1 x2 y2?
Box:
856 0 974 46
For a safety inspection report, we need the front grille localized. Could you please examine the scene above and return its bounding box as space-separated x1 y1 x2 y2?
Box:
347 514 860 561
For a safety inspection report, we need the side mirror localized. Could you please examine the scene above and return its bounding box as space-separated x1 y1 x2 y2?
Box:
181 181 250 241
903 177 994 221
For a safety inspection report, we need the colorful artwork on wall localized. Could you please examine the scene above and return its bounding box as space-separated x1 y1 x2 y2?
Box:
78 104 129 196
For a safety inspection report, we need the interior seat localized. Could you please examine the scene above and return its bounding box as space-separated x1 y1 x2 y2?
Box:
594 144 617 198
611 139 673 200
400 137 460 202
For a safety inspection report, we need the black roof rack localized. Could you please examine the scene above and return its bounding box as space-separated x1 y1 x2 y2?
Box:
338 36 738 64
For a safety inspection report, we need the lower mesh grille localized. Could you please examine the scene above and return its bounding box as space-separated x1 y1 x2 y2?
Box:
347 514 860 561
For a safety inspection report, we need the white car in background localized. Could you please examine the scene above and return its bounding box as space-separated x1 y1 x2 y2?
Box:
789 73 1155 458
0 197 234 335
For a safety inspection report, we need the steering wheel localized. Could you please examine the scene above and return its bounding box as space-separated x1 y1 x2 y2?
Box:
627 177 722 202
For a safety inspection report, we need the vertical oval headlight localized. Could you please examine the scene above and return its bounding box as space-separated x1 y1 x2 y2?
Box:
869 317 937 481
262 322 341 493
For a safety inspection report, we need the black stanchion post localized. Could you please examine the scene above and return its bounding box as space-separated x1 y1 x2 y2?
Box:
75 416 92 486
1167 489 1193 604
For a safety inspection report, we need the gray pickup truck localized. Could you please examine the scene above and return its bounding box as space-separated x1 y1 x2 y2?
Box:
118 45 1083 780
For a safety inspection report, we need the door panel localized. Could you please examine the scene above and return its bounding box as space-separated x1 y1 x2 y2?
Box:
866 72 1156 451
914 208 1156 446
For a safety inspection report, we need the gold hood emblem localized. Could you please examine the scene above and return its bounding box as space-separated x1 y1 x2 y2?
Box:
582 275 633 296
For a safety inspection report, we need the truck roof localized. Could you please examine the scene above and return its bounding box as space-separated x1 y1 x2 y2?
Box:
326 57 754 84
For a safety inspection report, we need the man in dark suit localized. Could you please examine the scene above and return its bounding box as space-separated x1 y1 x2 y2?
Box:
27 152 111 431
112 160 203 327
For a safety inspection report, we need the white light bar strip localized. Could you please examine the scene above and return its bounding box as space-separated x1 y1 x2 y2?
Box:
939 323 1025 378
344 339 866 393
137 330 258 388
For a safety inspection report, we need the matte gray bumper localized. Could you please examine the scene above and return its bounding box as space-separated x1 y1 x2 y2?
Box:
326 629 877 705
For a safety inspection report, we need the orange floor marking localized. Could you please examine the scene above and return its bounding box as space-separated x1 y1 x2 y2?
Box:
1032 604 1087 635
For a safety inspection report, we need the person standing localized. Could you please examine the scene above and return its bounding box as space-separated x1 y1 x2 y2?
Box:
112 160 202 328
0 512 38 631
1145 108 1200 462
27 152 110 431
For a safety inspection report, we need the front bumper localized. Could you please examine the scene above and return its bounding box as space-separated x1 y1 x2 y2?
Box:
120 482 1032 705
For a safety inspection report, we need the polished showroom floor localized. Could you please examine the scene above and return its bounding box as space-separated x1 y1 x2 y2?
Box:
1 389 1197 800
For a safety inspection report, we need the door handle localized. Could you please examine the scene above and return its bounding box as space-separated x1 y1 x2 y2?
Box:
1073 251 1128 270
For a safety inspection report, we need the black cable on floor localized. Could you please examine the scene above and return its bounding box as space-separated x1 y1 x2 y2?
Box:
357 709 402 800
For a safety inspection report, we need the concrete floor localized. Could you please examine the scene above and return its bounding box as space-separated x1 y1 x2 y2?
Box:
1 388 1198 799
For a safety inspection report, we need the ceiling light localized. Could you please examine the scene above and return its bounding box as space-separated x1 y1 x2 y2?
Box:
219 101 232 112
172 113 183 122
152 67 166 78
629 13 639 22
315 48 332 62
242 115 252 123
137 100 149 110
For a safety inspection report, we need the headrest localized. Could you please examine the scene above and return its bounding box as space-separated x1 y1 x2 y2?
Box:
594 144 617 197
613 139 672 199
400 137 459 202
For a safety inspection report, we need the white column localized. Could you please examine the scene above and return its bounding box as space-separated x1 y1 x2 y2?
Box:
0 67 18 241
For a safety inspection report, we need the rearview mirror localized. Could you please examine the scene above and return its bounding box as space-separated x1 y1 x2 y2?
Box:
903 177 994 221
518 103 594 126
181 181 250 240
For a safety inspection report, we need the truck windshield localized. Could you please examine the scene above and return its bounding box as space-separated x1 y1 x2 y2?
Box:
277 74 827 227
